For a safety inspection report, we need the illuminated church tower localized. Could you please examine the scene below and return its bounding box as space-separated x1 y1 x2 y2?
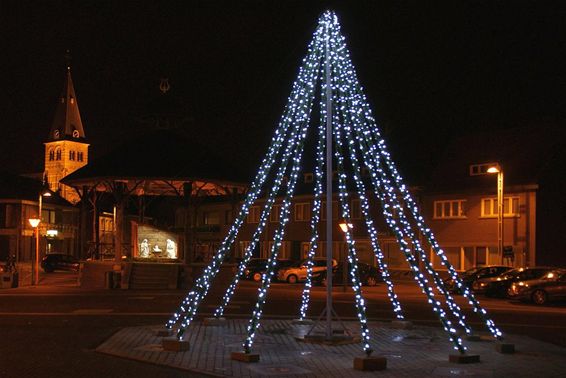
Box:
44 65 89 204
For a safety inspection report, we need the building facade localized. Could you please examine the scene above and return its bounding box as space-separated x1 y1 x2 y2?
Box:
0 174 79 263
192 127 565 272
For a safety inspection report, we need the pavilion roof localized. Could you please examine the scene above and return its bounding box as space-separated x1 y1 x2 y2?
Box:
62 130 250 196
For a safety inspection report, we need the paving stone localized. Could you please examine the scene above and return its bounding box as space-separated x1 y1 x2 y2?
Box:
95 319 566 377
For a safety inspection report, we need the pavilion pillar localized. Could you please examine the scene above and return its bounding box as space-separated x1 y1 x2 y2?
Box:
79 186 89 259
113 182 127 262
114 200 125 262
183 181 193 264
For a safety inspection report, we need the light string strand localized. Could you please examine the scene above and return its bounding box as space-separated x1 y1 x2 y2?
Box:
329 29 470 334
168 25 324 336
329 28 404 319
241 17 326 352
337 31 502 340
298 77 326 320
329 26 466 353
242 80 315 353
332 66 372 354
215 31 324 318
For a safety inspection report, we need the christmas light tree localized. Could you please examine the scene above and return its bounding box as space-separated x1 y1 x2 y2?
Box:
165 10 503 357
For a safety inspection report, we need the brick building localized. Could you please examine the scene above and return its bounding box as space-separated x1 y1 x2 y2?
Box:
0 172 78 263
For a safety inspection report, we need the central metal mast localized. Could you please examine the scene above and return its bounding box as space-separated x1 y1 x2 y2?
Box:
324 23 334 341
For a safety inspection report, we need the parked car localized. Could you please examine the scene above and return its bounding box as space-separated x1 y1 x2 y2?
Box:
509 269 566 305
243 258 296 282
41 253 80 273
445 265 512 294
473 267 555 298
277 257 337 284
315 261 382 287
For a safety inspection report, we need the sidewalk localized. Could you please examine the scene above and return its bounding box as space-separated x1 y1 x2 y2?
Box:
97 319 566 377
1 262 79 289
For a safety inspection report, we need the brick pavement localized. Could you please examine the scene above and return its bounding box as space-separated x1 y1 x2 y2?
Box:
96 319 566 377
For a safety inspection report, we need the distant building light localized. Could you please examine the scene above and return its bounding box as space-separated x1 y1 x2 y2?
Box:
46 229 58 237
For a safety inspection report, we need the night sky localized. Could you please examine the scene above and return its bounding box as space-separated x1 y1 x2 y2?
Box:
2 1 565 183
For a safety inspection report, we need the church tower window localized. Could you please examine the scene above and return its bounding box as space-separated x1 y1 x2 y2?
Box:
69 151 75 161
55 148 61 161
49 149 55 161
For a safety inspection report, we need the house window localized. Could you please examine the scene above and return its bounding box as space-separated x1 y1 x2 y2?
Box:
301 242 311 259
262 241 290 259
224 210 233 225
294 203 311 222
270 205 281 223
55 148 61 161
247 206 260 223
481 197 520 217
69 151 75 161
77 152 84 162
351 199 361 219
321 201 339 220
433 200 466 219
41 209 56 224
469 162 498 176
239 241 251 258
304 173 313 183
48 149 54 161
203 211 219 225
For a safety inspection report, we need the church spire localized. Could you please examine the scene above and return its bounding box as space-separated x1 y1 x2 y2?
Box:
48 55 86 142
44 53 89 204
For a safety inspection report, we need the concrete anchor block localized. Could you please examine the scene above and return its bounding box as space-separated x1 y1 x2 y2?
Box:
449 354 480 364
391 320 413 329
156 328 174 337
353 356 387 371
495 342 515 354
203 317 227 326
231 351 260 363
162 337 190 352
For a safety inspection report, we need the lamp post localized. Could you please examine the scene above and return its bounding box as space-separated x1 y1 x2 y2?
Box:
28 190 52 286
338 222 353 292
28 218 40 285
487 164 504 264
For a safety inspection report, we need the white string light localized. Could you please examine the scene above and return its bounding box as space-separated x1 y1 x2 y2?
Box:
333 28 502 341
298 84 326 321
215 34 324 319
166 10 503 357
167 25 324 336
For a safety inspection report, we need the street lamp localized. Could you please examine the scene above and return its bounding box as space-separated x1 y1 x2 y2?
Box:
28 189 52 286
338 222 353 292
28 217 40 285
487 164 504 264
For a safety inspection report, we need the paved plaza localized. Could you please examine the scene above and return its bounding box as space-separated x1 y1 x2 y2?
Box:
96 319 566 377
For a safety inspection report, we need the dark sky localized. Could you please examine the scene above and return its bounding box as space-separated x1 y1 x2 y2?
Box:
2 1 565 182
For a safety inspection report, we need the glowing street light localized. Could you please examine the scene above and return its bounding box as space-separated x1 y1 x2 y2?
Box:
338 222 353 292
487 164 504 264
28 217 40 285
28 188 52 286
